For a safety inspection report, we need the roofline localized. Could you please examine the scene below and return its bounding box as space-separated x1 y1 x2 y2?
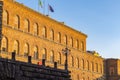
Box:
10 0 87 38
105 58 120 60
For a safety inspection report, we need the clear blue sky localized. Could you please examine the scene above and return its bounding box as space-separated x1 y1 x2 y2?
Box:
17 0 120 59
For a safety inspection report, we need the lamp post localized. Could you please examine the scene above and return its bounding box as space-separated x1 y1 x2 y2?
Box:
0 1 3 57
62 47 70 70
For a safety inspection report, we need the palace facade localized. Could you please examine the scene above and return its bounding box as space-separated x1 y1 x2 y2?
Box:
0 0 119 80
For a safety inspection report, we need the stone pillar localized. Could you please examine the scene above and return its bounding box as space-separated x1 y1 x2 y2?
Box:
42 59 45 66
54 62 57 69
28 56 31 63
12 52 16 61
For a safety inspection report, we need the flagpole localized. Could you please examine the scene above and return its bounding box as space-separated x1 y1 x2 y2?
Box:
43 0 46 15
48 4 50 16
38 0 40 12
47 0 50 16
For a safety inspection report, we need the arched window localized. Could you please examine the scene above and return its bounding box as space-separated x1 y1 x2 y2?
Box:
13 40 19 54
70 37 73 47
33 46 38 59
76 39 79 49
81 41 84 51
96 63 98 72
75 40 77 48
42 26 47 38
57 32 61 43
50 50 54 62
1 37 8 51
24 19 29 32
14 15 20 29
69 56 73 67
42 48 47 60
92 62 94 72
87 60 89 70
64 35 67 45
50 29 54 40
76 58 79 68
24 43 29 56
71 56 74 67
3 10 9 24
109 67 115 75
82 59 84 69
33 23 38 35
57 52 61 64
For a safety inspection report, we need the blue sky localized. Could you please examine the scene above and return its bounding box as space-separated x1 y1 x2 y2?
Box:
17 0 120 58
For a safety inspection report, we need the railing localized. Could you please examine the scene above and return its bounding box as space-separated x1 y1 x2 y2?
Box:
0 50 66 69
0 51 64 69
0 51 71 80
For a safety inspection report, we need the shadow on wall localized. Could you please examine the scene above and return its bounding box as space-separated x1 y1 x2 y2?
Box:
0 52 71 80
104 59 120 80
106 75 120 80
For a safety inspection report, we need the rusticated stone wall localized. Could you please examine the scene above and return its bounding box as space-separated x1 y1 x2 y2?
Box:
1 0 105 80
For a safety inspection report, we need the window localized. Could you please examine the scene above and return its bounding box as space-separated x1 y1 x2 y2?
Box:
64 35 67 45
24 19 29 32
92 62 94 71
81 41 84 51
1 37 8 51
13 40 19 54
82 59 85 69
50 50 54 62
96 63 98 72
72 56 74 67
42 26 47 38
50 29 54 40
69 56 74 67
109 67 115 75
14 15 20 29
57 32 61 43
70 37 73 47
33 46 38 59
76 39 79 49
57 52 61 64
42 48 47 60
33 23 38 35
87 60 89 70
75 40 77 48
3 10 9 24
24 43 29 56
76 58 79 68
